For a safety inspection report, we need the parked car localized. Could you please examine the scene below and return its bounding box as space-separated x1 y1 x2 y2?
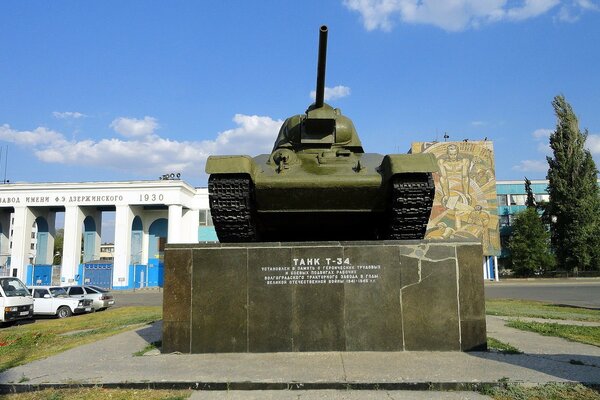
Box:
65 285 115 311
0 277 34 325
29 286 93 318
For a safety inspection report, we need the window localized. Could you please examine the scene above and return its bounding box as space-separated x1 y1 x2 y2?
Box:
69 287 84 295
510 195 526 206
85 287 98 294
199 209 213 226
33 289 49 299
535 194 550 203
497 195 508 206
30 243 35 250
49 287 68 297
199 210 207 226
499 215 510 227
31 232 36 239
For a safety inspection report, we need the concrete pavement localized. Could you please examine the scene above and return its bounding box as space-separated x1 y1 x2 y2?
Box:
1 315 599 398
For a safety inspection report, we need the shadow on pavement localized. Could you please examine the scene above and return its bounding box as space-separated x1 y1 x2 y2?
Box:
134 320 162 344
468 351 600 383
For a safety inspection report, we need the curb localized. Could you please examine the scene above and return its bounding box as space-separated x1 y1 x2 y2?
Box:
2 381 599 394
0 381 508 394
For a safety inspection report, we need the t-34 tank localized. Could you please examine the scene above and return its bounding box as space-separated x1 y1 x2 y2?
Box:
206 26 438 242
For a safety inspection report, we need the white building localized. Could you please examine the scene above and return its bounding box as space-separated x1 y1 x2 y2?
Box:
0 180 215 289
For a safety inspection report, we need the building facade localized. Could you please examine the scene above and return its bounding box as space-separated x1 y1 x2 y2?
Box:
0 177 539 288
0 180 216 289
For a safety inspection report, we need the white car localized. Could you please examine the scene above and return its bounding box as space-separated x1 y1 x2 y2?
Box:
65 285 115 311
0 277 34 325
29 286 93 318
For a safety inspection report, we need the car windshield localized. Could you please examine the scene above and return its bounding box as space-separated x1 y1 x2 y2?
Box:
88 285 108 293
49 287 69 297
0 278 30 297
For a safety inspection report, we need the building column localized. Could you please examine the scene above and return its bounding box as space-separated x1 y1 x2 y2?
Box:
494 255 499 282
113 205 135 288
62 206 85 285
482 257 489 280
0 210 11 273
181 208 199 244
167 204 183 243
10 206 36 280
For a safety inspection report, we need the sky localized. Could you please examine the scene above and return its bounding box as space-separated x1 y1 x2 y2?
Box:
1 0 600 187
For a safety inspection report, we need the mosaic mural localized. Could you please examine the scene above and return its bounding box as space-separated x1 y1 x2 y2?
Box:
411 141 500 256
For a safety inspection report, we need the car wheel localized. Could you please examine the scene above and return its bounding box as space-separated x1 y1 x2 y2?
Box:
57 306 73 318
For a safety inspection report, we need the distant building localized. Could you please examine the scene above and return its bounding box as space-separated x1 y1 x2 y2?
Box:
496 180 550 267
99 244 114 261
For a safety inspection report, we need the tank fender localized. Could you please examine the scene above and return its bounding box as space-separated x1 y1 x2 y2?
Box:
380 153 439 181
205 155 258 177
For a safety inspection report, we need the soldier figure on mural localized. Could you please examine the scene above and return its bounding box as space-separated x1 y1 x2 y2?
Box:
437 144 472 229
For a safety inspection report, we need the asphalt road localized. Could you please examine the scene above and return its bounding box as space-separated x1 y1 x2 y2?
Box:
111 289 164 308
110 279 600 309
485 279 600 309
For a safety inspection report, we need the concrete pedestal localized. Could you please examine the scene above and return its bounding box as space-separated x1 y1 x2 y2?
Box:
162 241 486 353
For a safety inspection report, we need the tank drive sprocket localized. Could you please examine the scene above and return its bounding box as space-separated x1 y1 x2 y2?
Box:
387 173 435 240
208 174 258 242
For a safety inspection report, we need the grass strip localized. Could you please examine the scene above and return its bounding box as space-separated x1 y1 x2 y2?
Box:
487 337 522 354
480 382 600 400
506 320 600 347
0 306 162 372
0 388 190 400
133 340 162 356
486 299 600 322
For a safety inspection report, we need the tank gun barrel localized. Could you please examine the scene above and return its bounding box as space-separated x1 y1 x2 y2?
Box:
314 25 328 108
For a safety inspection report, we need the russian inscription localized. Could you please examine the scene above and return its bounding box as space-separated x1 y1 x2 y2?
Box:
262 257 381 285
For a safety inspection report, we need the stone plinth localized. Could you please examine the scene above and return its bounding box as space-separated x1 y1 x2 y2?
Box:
162 241 486 353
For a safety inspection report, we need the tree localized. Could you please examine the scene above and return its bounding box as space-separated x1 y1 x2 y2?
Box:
508 207 555 276
546 95 600 272
53 229 64 265
524 177 536 208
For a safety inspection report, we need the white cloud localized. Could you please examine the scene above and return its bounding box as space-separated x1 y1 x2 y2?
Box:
531 128 553 155
310 85 351 102
557 0 599 21
585 134 600 154
0 124 65 146
577 0 599 10
470 121 487 126
110 116 159 138
0 115 282 179
343 0 596 31
53 111 86 119
505 0 560 21
532 128 553 138
512 159 548 172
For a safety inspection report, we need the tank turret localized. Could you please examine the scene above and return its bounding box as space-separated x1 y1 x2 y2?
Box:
206 26 438 242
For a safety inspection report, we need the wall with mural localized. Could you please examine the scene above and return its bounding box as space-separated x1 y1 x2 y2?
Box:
411 141 500 256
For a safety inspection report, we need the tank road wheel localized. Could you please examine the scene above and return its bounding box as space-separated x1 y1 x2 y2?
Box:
208 174 259 243
386 173 435 240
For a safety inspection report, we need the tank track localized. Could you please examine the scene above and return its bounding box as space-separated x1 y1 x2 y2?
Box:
208 174 258 242
387 173 435 240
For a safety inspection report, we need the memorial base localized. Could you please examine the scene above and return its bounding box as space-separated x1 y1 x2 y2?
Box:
162 241 486 353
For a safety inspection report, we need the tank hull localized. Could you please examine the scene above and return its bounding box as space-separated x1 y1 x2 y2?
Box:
206 152 438 242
